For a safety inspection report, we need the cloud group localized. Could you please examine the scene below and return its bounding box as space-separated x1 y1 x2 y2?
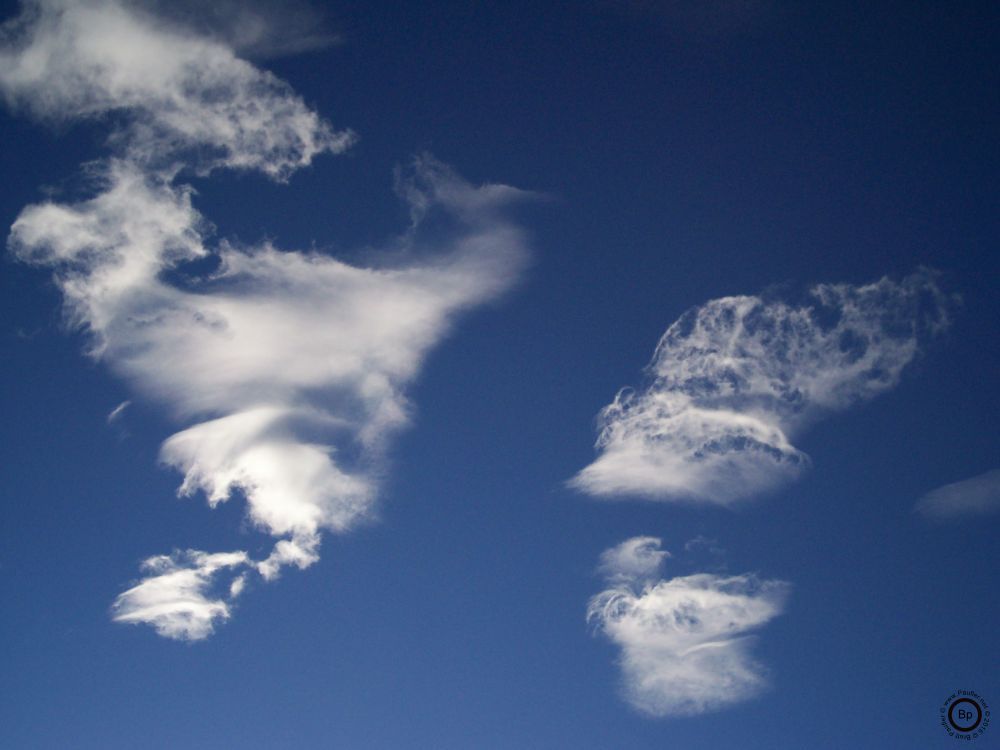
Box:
3 0 531 639
588 537 789 717
572 271 953 504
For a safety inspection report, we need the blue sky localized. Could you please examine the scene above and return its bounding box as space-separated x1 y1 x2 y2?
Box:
0 1 997 748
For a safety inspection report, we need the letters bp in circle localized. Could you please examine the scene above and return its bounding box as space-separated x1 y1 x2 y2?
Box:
948 698 983 733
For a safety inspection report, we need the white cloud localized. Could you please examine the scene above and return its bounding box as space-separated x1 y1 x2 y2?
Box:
598 535 670 583
683 535 724 558
111 550 250 641
571 271 953 504
4 1 532 639
106 399 130 423
0 0 353 178
589 537 789 717
141 0 342 60
915 469 1000 520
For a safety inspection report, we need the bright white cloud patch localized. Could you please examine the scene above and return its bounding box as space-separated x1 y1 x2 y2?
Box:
915 469 1000 520
0 0 353 177
3 0 531 640
588 537 789 717
572 272 952 504
112 550 250 641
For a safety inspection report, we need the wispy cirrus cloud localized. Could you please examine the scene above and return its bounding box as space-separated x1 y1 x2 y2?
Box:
588 537 789 717
106 399 130 423
0 0 354 177
142 0 343 60
597 535 671 583
915 469 1000 521
571 272 953 504
3 0 532 639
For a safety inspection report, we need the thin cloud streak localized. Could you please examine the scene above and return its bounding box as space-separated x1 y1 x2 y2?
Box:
3 0 532 639
571 271 953 504
588 537 789 717
106 400 130 423
915 469 1000 521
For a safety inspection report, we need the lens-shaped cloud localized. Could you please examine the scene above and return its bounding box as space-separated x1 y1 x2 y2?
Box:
572 272 953 504
588 537 789 717
915 469 1000 521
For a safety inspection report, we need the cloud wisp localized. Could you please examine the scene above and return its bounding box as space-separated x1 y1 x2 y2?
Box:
571 272 953 504
915 469 1000 521
3 0 532 640
588 537 789 717
0 0 353 177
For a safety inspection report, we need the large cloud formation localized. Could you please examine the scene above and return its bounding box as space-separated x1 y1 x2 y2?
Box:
588 537 789 717
572 272 952 504
3 0 531 639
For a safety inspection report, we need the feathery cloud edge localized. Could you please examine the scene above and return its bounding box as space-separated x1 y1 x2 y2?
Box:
3 0 534 640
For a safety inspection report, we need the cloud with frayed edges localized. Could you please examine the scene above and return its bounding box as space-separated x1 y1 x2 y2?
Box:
0 0 354 178
588 537 789 717
571 271 953 504
3 0 533 640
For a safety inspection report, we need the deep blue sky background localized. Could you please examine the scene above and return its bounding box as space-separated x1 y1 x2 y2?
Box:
1 1 997 748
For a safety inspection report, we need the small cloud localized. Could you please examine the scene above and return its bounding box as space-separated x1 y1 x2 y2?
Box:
106 400 131 424
2 0 534 640
684 535 725 557
599 0 775 43
598 536 671 583
142 0 342 60
589 536 789 717
112 549 250 641
915 469 1000 521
